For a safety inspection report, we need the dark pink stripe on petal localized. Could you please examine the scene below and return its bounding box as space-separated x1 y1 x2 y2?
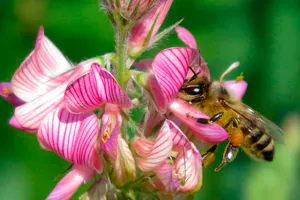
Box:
151 47 199 112
12 27 73 102
37 108 102 170
65 63 131 114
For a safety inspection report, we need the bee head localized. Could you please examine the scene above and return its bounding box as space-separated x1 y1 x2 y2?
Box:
178 76 209 102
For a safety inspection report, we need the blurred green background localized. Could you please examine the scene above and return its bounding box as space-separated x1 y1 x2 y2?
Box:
1 0 300 199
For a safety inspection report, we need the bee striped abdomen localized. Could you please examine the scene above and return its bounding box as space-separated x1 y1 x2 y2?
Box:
242 127 275 161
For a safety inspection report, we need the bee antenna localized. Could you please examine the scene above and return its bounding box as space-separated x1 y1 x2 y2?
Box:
220 61 240 82
188 67 201 82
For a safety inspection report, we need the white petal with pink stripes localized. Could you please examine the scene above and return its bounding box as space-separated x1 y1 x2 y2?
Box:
37 108 102 172
65 63 132 114
12 27 73 102
135 121 173 171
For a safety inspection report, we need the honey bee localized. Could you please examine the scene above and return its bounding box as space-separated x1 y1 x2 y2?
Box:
177 62 284 171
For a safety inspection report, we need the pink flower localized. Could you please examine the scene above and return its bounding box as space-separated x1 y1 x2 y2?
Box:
37 108 103 200
134 120 202 193
3 27 98 132
128 0 173 57
64 62 135 186
175 26 248 99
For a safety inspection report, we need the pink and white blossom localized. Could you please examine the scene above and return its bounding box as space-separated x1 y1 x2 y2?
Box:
37 108 103 199
3 27 100 132
128 0 173 57
134 120 202 193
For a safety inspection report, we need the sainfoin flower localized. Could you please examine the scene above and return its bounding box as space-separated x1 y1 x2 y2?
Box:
64 62 136 186
134 120 202 192
0 27 97 132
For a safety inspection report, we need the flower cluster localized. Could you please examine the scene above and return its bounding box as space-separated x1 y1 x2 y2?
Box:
0 1 248 199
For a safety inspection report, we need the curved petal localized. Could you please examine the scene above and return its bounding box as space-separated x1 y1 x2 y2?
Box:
14 85 66 132
166 120 193 150
65 63 131 114
113 136 136 186
13 61 93 132
46 165 95 200
151 47 199 112
37 108 102 172
175 26 197 49
134 137 155 156
12 27 73 102
135 121 173 171
186 56 210 80
0 82 24 106
223 80 248 100
100 104 122 161
154 162 181 193
174 149 202 192
169 99 229 144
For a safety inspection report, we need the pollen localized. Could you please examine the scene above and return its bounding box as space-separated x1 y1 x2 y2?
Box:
236 72 244 82
101 130 110 143
2 88 13 95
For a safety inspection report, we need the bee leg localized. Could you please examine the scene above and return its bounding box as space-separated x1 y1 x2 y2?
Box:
214 143 239 172
195 112 224 124
202 145 218 168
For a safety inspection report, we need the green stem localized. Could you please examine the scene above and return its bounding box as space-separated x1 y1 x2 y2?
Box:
115 28 129 89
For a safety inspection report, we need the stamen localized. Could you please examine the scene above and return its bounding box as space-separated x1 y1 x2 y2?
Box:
101 130 110 143
235 72 244 82
220 61 240 82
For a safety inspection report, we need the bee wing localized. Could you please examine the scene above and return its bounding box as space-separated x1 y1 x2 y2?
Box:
225 102 285 143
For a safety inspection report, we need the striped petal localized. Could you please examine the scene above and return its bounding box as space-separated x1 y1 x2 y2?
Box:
151 47 199 112
223 80 248 100
13 60 93 132
0 82 24 106
135 121 172 171
37 108 102 172
134 137 155 156
46 165 95 200
14 84 66 132
175 26 197 49
175 26 210 80
65 63 131 114
174 149 202 192
112 136 136 186
166 120 193 150
100 104 122 162
12 27 73 102
169 99 229 144
154 162 181 193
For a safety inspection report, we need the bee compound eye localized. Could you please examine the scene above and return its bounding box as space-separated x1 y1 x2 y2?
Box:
182 86 203 96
